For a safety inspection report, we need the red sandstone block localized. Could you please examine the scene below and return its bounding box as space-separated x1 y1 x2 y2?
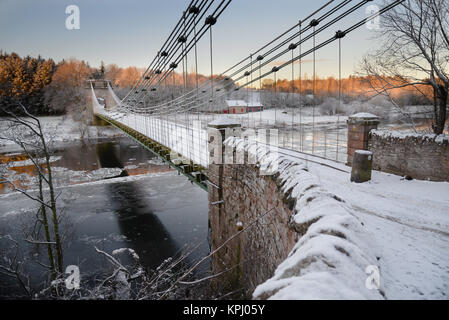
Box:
348 140 366 150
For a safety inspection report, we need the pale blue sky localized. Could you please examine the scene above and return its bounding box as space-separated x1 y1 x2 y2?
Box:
0 0 385 79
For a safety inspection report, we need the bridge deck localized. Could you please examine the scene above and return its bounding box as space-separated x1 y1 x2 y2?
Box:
95 112 209 191
91 84 209 190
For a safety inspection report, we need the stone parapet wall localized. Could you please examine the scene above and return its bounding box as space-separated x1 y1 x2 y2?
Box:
368 130 449 181
208 132 383 299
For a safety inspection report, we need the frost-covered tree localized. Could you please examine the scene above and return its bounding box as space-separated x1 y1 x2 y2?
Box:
0 104 64 285
360 0 448 134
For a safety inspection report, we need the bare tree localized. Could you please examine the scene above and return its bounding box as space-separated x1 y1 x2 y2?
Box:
0 104 64 282
359 0 448 134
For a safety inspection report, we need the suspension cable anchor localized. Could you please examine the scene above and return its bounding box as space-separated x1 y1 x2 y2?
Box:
310 19 319 27
335 30 346 39
205 15 217 25
189 5 200 14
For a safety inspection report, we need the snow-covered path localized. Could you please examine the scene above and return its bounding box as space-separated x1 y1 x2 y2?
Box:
305 157 449 299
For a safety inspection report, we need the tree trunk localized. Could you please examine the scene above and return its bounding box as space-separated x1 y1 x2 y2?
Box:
435 85 448 134
37 121 63 274
38 171 56 280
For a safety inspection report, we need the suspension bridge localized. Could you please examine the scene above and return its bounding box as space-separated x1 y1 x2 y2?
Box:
90 0 404 191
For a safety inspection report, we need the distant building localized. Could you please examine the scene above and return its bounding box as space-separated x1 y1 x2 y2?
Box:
225 100 247 114
224 99 263 114
246 101 263 113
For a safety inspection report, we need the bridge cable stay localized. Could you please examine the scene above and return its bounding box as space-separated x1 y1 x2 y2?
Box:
259 58 262 124
123 0 198 103
227 0 405 100
122 0 370 116
194 1 350 114
246 63 249 127
123 0 355 116
129 0 207 96
121 0 340 115
299 20 303 152
250 53 254 128
100 0 404 167
222 0 365 92
290 41 295 149
208 18 215 120
193 18 202 159
183 10 194 164
124 0 220 105
138 0 231 100
179 11 187 161
133 0 230 115
117 0 342 116
135 0 405 121
129 0 207 104
136 0 336 119
208 5 394 119
273 67 278 125
336 29 344 161
312 23 316 155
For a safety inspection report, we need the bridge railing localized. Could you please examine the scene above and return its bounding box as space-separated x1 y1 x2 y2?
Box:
92 86 209 167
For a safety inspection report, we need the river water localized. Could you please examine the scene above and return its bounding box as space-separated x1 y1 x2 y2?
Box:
0 138 209 298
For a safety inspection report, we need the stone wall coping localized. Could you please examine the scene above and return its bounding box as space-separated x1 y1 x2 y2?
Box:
208 117 242 129
370 129 449 145
355 149 373 155
349 112 379 119
347 113 380 125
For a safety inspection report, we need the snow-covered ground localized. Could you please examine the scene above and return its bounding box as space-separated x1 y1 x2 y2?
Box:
223 137 448 299
224 108 347 127
300 154 449 299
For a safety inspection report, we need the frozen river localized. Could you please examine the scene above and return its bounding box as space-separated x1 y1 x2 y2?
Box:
0 138 209 298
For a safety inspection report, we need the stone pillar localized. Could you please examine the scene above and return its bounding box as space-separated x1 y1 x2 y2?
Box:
206 118 241 293
347 113 379 166
207 117 241 230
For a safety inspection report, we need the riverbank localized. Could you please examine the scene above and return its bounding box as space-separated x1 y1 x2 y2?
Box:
0 115 125 154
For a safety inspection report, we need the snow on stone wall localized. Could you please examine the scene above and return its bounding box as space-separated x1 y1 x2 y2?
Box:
369 130 449 181
370 129 449 145
219 137 383 300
